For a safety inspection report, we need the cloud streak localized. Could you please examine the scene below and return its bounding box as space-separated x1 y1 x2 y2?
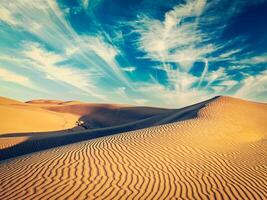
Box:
22 42 104 99
133 0 215 69
128 0 227 106
235 70 267 101
0 68 37 90
0 0 130 97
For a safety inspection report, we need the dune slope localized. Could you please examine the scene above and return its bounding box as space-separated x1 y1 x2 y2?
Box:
0 97 215 158
0 97 176 149
0 96 266 199
0 97 79 135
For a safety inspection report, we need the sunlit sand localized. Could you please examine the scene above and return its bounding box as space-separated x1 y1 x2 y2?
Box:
0 96 266 199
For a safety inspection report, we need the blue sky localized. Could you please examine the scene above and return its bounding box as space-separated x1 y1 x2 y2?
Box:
0 0 267 107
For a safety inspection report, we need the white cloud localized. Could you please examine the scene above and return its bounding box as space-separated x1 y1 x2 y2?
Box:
210 85 225 92
204 67 227 88
115 87 127 98
65 46 79 56
129 0 258 107
220 80 238 91
83 36 128 84
229 65 248 70
135 62 239 107
0 6 17 26
133 0 215 70
135 70 214 108
135 80 213 108
238 53 267 65
167 0 206 18
23 42 104 99
80 0 102 11
219 49 241 59
235 70 267 101
197 58 209 88
82 0 90 9
133 98 148 106
0 0 129 88
129 0 221 107
0 68 36 89
121 66 136 73
205 67 226 82
204 67 237 92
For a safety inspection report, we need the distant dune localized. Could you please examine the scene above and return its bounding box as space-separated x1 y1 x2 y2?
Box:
25 99 66 104
0 96 214 155
0 96 213 150
0 97 79 135
0 97 170 135
0 96 24 105
0 96 266 199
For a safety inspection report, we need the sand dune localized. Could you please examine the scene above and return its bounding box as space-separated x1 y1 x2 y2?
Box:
0 95 212 150
0 97 80 148
0 97 79 135
0 96 24 105
0 97 172 135
0 97 213 158
0 97 169 148
26 99 66 105
34 101 175 129
0 96 266 199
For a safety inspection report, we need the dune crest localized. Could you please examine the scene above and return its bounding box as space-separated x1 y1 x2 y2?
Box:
0 96 266 199
0 96 24 105
26 99 65 105
0 96 213 154
176 96 267 149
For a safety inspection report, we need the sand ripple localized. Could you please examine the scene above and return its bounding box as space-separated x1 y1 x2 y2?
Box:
0 97 266 199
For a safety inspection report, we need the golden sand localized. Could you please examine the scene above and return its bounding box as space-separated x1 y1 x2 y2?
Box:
0 96 266 199
0 97 79 135
0 97 80 148
0 96 164 149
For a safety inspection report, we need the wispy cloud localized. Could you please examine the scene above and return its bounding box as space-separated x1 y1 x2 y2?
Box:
0 0 130 94
129 0 266 106
22 42 104 99
121 66 136 73
238 53 267 65
133 0 215 70
83 36 129 84
82 0 90 9
219 49 242 59
0 6 17 26
130 0 222 106
0 68 36 90
135 80 213 108
229 65 249 70
235 70 267 101
133 98 148 106
114 87 127 98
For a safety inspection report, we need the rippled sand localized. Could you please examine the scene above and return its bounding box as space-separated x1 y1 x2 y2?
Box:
0 96 266 199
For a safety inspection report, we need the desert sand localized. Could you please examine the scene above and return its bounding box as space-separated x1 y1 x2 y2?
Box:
0 97 80 149
0 97 79 134
0 96 210 151
0 96 266 199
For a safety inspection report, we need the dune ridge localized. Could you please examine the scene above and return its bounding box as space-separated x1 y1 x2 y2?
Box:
0 97 215 160
0 96 266 199
0 96 170 149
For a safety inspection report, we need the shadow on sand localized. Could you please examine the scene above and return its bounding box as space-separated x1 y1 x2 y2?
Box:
0 97 218 162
